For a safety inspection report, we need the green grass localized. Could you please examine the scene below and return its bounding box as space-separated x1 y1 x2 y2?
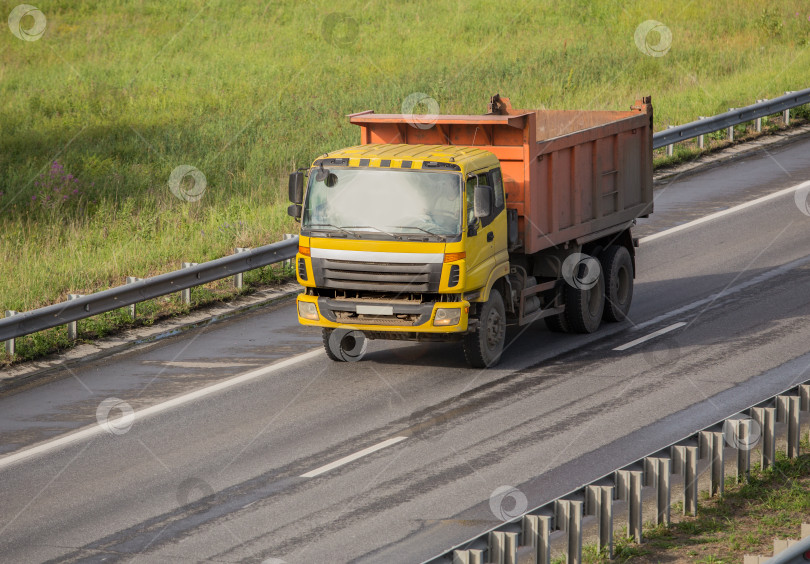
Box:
1 0 810 362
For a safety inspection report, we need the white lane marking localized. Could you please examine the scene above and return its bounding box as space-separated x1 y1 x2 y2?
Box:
300 436 408 478
0 349 323 471
613 322 687 351
5 182 808 470
634 254 810 332
640 180 810 243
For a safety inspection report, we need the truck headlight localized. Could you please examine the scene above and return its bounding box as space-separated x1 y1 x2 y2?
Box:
433 307 461 326
298 301 319 321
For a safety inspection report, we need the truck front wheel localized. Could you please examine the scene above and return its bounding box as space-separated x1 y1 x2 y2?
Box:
463 289 506 368
322 328 368 362
601 245 634 322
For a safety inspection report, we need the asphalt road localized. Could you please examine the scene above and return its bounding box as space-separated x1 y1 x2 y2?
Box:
1 135 810 563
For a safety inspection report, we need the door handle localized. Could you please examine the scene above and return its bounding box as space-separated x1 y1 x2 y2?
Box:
486 231 494 242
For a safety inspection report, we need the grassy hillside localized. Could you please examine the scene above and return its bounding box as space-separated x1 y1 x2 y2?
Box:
1 0 809 316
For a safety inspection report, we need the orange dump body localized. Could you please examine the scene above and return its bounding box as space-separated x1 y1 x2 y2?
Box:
349 96 653 255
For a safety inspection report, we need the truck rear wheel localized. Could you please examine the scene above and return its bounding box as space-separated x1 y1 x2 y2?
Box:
544 309 570 333
563 267 605 333
601 245 634 322
463 289 506 368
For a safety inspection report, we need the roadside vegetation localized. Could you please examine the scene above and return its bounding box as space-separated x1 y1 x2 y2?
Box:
1 0 810 363
569 441 810 563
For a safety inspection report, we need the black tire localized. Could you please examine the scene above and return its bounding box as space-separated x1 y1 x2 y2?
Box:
463 289 506 368
544 310 570 333
322 328 342 362
563 265 605 334
601 245 634 322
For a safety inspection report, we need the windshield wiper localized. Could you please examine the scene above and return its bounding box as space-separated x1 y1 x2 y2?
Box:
306 223 354 237
390 225 448 241
342 225 402 239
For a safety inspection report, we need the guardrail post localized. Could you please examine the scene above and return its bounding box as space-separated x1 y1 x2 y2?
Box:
697 117 706 149
778 394 801 459
452 549 483 564
283 234 295 270
755 101 764 132
181 263 198 305
800 384 810 412
616 465 643 542
752 405 776 469
488 531 517 564
523 512 552 564
728 109 735 141
645 455 671 526
125 277 143 319
555 498 583 564
233 248 250 289
672 441 699 516
731 418 752 481
67 294 84 340
784 92 793 125
586 483 614 558
699 427 725 497
666 125 675 156
4 310 17 356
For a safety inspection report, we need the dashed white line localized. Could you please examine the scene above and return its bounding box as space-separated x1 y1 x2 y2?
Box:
639 180 810 243
613 322 687 351
300 436 408 478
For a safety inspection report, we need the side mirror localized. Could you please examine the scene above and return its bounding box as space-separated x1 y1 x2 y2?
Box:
287 203 302 219
288 172 304 204
473 185 493 218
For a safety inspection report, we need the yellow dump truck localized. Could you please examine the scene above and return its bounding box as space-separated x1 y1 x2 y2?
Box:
288 95 654 367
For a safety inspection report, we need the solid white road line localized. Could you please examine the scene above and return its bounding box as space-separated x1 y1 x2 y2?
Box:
613 322 687 351
639 180 810 243
0 349 324 471
300 436 408 478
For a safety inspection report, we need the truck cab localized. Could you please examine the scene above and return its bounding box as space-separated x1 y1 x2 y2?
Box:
291 143 510 367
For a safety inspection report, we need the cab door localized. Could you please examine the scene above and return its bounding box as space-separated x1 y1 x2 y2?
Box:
464 169 505 291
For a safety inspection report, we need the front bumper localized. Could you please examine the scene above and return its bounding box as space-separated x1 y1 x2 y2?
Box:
296 294 470 335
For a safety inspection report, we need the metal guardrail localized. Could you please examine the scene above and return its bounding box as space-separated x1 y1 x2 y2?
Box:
2 87 808 349
652 87 810 150
424 379 810 564
0 237 298 344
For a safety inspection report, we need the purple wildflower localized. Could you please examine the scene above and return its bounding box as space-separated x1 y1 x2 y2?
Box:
31 195 36 201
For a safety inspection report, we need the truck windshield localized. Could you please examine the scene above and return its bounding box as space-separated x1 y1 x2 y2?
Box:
302 168 462 238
